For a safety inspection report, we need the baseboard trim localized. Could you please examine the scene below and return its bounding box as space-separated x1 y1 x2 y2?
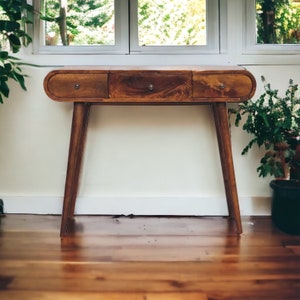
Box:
1 195 271 216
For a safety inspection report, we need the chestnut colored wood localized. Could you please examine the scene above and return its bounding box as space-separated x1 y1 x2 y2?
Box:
0 215 300 299
193 71 255 100
45 71 108 101
193 71 253 102
43 66 256 237
44 66 256 104
0 291 208 300
61 102 91 236
212 103 242 234
109 71 192 101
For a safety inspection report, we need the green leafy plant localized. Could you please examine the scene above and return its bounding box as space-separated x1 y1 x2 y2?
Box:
0 0 33 103
230 76 300 179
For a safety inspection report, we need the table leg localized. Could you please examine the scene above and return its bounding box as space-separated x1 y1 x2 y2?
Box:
60 102 91 237
212 103 242 235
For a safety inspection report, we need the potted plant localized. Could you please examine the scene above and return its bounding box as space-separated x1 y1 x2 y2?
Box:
0 0 33 103
230 76 300 235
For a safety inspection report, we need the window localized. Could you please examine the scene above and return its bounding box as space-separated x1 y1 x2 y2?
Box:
34 0 221 54
43 0 115 46
34 0 128 54
245 0 300 53
256 0 300 45
137 0 207 46
130 0 219 54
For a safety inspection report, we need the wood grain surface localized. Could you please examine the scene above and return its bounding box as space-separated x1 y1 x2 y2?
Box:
0 215 299 299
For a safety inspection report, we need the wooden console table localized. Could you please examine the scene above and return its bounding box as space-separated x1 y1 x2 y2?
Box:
44 66 256 237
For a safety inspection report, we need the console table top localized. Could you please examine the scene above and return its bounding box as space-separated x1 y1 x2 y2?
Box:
44 65 256 104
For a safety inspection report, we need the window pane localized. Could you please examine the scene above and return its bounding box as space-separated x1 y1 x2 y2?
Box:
138 0 206 46
256 0 300 44
42 0 114 46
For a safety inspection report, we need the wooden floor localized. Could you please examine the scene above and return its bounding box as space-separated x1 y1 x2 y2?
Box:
0 215 300 300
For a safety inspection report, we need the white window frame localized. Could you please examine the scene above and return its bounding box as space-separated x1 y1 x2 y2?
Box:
244 0 300 55
129 0 221 55
33 0 223 55
33 0 129 55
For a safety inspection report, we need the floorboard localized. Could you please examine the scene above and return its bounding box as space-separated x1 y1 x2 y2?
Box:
0 215 300 300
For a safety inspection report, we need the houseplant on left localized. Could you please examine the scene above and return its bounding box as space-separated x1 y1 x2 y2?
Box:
230 76 300 234
0 0 33 103
0 0 33 214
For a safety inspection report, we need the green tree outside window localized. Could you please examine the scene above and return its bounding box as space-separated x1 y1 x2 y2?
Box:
41 0 206 47
41 0 114 46
256 0 300 44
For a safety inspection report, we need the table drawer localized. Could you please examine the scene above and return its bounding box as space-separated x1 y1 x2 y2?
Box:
44 73 108 101
193 73 255 101
109 71 192 101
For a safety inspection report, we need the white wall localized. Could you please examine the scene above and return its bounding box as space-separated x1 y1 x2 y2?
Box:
1 0 300 216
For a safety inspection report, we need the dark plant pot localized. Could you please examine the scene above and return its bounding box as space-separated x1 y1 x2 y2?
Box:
270 180 300 235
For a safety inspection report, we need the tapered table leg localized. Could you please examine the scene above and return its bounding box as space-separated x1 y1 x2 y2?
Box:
60 102 91 237
212 103 242 235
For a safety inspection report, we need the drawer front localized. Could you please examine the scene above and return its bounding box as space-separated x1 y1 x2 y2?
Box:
45 73 108 101
193 73 255 101
109 71 192 101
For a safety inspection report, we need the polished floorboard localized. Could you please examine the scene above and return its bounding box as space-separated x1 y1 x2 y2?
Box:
0 214 300 300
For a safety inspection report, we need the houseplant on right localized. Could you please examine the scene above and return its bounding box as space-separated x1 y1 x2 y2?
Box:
230 76 300 234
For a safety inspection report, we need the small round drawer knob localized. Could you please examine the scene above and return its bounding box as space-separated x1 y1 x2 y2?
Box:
74 83 80 90
219 83 225 90
148 84 154 91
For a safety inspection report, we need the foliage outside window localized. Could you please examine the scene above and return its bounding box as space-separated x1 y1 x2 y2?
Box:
39 0 207 48
137 0 206 46
41 0 114 46
256 0 300 44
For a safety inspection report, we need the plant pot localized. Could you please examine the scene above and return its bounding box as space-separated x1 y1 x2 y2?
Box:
270 180 300 235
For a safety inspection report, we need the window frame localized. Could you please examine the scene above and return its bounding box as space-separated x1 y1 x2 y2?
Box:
129 0 221 55
33 0 223 55
244 0 300 55
33 0 129 55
